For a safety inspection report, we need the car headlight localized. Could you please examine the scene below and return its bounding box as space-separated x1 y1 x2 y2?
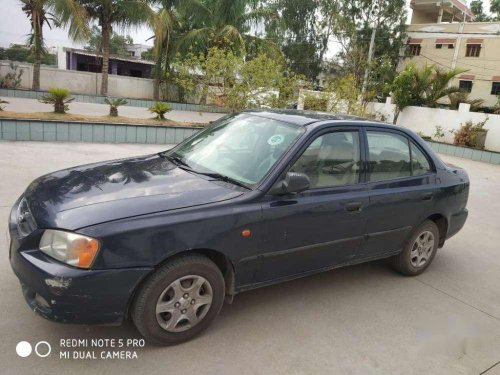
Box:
39 230 100 269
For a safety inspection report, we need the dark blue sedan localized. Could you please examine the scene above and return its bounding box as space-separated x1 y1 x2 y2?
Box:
9 110 469 345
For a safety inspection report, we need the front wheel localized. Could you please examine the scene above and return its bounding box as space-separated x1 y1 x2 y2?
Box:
132 254 225 345
391 220 440 276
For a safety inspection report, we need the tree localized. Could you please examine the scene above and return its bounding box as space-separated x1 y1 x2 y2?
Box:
470 0 492 21
84 25 133 57
491 0 500 20
170 47 302 111
261 0 340 81
334 0 406 94
0 44 56 65
391 64 465 123
148 1 180 100
78 0 153 96
176 0 277 57
20 0 88 90
170 47 240 105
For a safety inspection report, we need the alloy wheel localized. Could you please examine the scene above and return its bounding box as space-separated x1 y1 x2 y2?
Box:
410 231 435 268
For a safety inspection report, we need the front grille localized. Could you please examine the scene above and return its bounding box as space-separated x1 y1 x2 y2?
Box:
16 198 36 238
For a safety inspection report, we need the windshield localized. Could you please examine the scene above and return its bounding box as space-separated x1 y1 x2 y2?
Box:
167 114 304 187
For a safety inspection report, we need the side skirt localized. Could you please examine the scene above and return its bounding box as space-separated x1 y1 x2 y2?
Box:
234 249 402 294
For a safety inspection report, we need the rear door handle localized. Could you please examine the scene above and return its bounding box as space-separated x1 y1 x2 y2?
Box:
422 192 433 201
345 201 363 213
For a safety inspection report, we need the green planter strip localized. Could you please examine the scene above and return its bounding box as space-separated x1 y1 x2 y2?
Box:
0 118 200 144
0 88 227 114
426 141 500 165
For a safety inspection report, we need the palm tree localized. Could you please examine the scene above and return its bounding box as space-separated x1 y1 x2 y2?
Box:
391 64 465 123
149 1 179 100
20 0 88 90
422 67 466 108
177 0 277 56
77 0 153 96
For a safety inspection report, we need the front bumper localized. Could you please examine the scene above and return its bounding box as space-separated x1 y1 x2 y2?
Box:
9 203 152 325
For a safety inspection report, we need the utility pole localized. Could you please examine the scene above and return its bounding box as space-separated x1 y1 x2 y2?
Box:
361 8 379 102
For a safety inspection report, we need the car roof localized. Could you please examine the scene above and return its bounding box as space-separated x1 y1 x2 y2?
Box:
244 109 381 127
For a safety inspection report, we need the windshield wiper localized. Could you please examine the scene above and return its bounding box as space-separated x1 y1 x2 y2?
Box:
162 153 191 168
160 152 249 190
196 172 251 190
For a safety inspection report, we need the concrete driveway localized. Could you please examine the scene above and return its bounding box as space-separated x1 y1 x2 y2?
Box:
1 141 500 375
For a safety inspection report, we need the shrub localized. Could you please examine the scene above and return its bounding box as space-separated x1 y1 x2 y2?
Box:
0 98 8 111
149 102 171 120
453 118 488 148
39 88 74 114
0 63 23 89
433 125 445 141
303 96 328 111
104 98 128 117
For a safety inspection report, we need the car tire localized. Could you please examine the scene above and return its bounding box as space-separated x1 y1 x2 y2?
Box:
391 220 440 276
132 254 225 345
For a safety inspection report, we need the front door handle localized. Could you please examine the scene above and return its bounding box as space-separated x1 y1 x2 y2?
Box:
345 201 363 213
422 192 433 201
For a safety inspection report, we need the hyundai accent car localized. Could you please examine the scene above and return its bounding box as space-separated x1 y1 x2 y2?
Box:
9 110 469 345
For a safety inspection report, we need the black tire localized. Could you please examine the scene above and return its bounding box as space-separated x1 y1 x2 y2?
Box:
132 254 225 345
391 220 440 276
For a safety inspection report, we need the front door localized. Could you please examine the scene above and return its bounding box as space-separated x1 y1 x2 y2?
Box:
249 129 370 285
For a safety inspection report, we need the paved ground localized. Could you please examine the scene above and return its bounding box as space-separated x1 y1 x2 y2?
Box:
1 141 500 375
0 97 225 123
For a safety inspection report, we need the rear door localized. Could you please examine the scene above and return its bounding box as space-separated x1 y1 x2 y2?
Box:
357 128 437 259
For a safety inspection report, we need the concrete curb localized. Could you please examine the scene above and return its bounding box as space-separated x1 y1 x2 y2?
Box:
0 118 200 144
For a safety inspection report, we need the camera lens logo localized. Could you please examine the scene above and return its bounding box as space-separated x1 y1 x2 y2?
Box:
16 341 51 358
15 341 32 358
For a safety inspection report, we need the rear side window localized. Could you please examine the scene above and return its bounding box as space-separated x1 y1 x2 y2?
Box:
367 131 433 181
367 132 411 181
410 142 431 175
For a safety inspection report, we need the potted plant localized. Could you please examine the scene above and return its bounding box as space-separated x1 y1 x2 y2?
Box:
453 118 489 149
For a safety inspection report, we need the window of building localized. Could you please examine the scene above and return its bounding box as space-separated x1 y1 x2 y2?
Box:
491 82 500 95
448 44 455 49
290 131 361 188
367 132 411 182
466 44 481 57
459 80 473 93
436 44 442 49
407 44 421 56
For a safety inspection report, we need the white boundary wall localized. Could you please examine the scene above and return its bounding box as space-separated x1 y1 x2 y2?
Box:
367 99 500 152
1 61 154 99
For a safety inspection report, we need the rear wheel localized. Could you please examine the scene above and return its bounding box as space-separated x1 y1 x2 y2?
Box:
391 220 440 276
132 254 225 345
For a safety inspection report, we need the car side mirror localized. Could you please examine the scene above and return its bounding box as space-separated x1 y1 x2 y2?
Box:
270 172 310 195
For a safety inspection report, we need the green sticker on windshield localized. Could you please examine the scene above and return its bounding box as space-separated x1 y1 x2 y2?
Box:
267 134 284 146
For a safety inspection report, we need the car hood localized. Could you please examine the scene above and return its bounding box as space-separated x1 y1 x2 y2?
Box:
23 154 243 230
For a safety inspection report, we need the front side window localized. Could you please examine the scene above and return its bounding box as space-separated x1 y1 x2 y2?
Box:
170 114 303 186
290 131 361 188
367 132 411 181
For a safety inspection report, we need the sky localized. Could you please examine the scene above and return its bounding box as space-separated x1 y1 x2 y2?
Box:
0 0 154 48
0 0 493 51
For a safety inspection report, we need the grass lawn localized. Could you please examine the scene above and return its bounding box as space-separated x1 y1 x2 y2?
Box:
0 111 205 127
